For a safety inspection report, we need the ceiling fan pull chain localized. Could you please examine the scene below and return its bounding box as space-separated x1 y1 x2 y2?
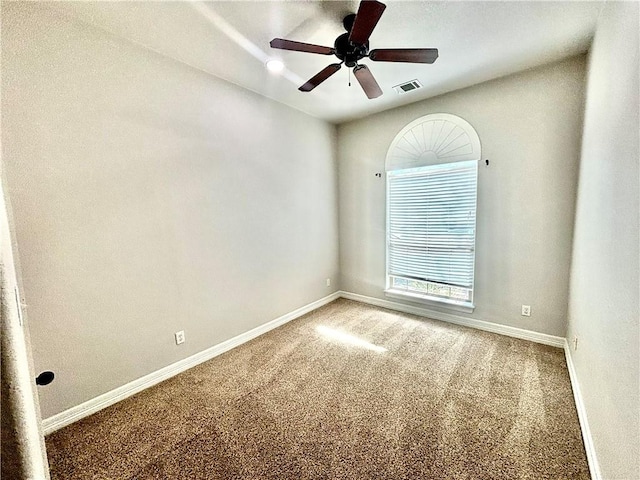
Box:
270 0 438 98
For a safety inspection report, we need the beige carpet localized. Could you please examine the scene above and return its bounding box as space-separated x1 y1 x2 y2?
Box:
45 299 589 479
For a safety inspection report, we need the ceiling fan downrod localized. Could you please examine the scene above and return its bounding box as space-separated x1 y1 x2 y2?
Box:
269 0 438 99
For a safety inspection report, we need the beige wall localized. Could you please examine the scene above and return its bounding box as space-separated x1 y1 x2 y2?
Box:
567 2 640 478
2 3 339 418
4 6 638 478
338 56 586 337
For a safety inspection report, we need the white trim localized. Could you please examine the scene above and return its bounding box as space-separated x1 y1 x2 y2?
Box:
385 113 482 171
42 291 341 435
384 289 475 313
42 289 572 435
564 340 602 480
42 289 596 479
385 157 479 314
339 291 564 348
2 183 51 477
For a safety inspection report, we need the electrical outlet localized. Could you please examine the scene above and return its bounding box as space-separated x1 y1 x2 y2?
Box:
521 305 531 316
175 330 185 345
573 336 578 351
326 278 331 287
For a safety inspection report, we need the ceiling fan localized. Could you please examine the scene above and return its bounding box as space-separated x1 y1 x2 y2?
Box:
269 0 439 99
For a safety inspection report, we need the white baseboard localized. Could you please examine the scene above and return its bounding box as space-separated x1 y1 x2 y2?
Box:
43 290 599 478
42 291 341 435
338 291 565 348
42 290 568 435
563 340 601 480
340 291 601 474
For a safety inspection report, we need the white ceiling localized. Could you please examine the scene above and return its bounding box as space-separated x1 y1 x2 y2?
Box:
44 1 604 124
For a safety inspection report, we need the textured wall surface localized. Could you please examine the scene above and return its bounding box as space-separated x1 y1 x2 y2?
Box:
338 56 586 337
566 2 640 478
5 4 638 479
2 3 339 419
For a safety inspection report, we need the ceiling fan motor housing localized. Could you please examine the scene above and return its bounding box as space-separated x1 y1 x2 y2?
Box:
334 32 369 67
269 0 438 98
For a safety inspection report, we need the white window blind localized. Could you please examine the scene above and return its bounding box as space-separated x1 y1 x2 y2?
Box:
386 160 477 306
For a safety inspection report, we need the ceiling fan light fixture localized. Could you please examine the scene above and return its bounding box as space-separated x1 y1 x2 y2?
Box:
265 59 285 73
269 0 438 99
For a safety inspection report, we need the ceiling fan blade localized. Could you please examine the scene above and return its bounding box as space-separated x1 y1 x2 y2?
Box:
369 48 439 64
348 0 386 45
270 38 334 55
353 64 382 99
299 64 342 92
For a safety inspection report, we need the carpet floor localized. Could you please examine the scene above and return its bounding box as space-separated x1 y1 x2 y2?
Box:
45 299 589 479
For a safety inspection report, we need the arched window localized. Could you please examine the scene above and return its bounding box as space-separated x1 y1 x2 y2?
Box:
385 114 480 311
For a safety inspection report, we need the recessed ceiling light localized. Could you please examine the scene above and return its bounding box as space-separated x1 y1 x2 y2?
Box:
266 59 284 73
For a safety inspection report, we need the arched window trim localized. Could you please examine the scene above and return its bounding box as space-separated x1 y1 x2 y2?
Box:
385 114 480 313
386 113 481 171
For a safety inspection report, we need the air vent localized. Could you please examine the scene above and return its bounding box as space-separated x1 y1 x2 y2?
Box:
393 79 423 94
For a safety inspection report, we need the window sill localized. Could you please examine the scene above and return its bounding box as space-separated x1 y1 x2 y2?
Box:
384 289 475 314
